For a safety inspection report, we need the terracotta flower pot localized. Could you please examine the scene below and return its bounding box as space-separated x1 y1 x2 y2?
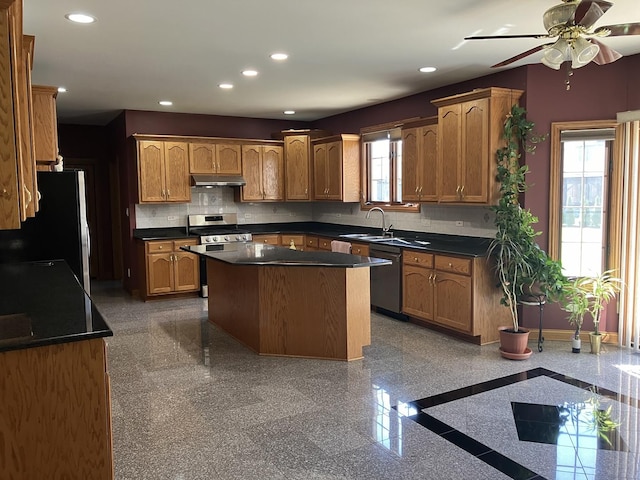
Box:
498 326 532 360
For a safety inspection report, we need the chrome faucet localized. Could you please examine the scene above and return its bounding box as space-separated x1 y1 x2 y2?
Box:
366 207 392 236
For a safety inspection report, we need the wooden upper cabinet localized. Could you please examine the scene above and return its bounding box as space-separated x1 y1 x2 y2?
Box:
432 87 523 205
189 142 241 174
240 144 283 201
164 142 190 202
31 85 58 165
137 139 191 203
284 135 311 201
312 134 360 202
189 143 216 173
401 118 437 203
216 144 241 174
21 35 37 217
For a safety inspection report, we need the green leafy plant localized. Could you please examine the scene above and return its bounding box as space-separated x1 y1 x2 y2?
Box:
560 278 590 340
488 104 566 332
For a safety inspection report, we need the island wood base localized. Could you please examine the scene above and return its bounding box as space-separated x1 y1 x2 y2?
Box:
207 260 371 360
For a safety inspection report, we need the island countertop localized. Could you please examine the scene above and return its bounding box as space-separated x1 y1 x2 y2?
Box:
0 260 113 353
184 243 392 268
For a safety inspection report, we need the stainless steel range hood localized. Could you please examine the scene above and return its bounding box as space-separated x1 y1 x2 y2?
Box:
191 174 246 187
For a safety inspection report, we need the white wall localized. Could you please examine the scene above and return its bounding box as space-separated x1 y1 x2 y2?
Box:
135 186 497 238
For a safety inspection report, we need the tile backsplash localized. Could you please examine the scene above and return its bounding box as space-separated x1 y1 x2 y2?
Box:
135 186 497 238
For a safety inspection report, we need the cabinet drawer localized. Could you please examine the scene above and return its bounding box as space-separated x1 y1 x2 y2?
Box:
254 234 280 245
351 242 369 256
435 255 471 276
318 237 332 251
305 236 318 248
403 251 434 268
146 241 173 253
281 235 304 248
173 239 198 251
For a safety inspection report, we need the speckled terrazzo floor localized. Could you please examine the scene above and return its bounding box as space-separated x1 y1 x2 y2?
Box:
91 281 640 480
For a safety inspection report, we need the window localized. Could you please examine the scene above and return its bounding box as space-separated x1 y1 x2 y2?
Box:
360 123 417 211
366 138 402 203
549 121 623 278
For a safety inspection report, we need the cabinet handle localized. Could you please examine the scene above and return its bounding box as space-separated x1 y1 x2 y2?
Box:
455 185 460 197
415 186 419 193
460 185 465 198
448 262 452 267
414 257 418 262
428 273 433 284
167 189 171 198
23 185 32 206
432 273 437 283
158 245 163 249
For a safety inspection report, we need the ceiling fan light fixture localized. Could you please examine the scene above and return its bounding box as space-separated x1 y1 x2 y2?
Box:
543 2 577 33
570 37 600 68
541 38 569 69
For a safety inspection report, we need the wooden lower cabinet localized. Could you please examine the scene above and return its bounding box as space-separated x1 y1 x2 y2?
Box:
0 338 113 479
351 242 369 256
280 234 305 250
139 239 199 300
305 235 319 251
402 250 509 344
252 234 280 245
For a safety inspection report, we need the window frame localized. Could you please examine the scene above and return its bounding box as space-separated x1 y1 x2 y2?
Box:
548 120 624 275
359 121 420 213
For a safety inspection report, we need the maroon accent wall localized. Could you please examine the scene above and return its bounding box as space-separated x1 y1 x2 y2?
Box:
124 110 311 139
520 55 640 332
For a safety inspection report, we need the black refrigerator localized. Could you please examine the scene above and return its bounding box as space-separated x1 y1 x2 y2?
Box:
0 170 91 294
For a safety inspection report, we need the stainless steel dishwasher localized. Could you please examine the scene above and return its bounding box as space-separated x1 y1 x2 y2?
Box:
368 243 406 319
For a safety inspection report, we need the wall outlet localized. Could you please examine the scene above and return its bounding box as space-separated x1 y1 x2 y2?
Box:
455 221 464 227
244 213 252 218
336 213 342 217
167 215 177 221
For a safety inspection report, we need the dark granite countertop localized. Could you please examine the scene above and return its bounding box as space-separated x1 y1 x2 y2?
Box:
184 243 391 268
134 222 491 257
0 260 113 353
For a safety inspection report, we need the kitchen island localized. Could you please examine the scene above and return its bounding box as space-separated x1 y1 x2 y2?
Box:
185 243 390 360
0 260 114 479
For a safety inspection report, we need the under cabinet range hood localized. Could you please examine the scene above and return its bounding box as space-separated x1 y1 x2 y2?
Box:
191 174 246 187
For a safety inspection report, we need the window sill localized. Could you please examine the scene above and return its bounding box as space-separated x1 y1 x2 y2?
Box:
360 202 420 213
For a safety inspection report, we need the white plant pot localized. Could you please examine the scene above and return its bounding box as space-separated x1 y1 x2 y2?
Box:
571 336 581 353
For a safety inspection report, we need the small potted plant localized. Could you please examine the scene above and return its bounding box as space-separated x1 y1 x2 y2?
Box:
560 270 622 354
560 278 590 353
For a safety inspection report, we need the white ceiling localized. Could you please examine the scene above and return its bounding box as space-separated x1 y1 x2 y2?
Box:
23 0 640 125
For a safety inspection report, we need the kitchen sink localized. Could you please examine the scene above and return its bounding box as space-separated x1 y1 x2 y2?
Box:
340 233 391 241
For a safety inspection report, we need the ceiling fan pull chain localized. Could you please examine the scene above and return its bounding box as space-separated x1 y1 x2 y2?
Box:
565 64 574 91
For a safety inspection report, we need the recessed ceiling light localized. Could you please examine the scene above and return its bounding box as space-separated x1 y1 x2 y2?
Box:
242 70 258 77
65 13 97 24
219 83 234 89
158 100 173 106
284 110 295 115
57 87 67 93
270 53 289 61
419 66 437 73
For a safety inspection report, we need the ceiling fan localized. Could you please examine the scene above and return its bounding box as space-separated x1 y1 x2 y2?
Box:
464 0 640 70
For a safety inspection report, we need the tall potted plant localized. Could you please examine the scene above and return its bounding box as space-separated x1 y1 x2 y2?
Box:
560 278 590 352
489 105 565 359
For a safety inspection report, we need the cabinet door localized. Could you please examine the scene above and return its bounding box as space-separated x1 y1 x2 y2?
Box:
31 85 58 163
216 144 242 174
402 265 434 320
164 142 191 202
401 128 420 202
189 143 216 174
241 145 263 201
262 145 283 201
437 105 462 203
433 271 472 332
313 143 328 199
351 242 369 256
419 124 438 201
138 140 166 202
173 252 199 292
325 141 343 200
284 135 310 200
253 234 280 245
147 253 173 294
460 99 489 203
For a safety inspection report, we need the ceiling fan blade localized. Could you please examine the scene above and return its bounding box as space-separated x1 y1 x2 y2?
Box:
464 33 550 40
590 38 623 65
465 34 549 40
594 22 640 36
491 44 552 68
573 1 612 28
